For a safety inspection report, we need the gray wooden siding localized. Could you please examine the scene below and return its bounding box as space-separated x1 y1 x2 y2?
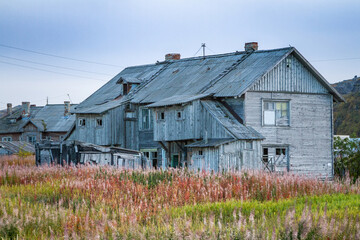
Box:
153 101 201 141
188 140 262 172
201 105 233 139
245 92 333 177
250 54 328 94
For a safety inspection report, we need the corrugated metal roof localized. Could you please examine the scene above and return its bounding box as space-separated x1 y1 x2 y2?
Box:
74 99 124 114
74 64 165 113
201 100 264 140
185 138 236 148
0 141 35 154
146 93 211 108
76 47 344 113
32 104 77 132
0 104 77 134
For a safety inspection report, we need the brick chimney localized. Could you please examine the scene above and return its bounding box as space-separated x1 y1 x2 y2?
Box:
165 53 181 61
64 101 71 116
21 101 30 117
7 103 12 115
244 42 258 52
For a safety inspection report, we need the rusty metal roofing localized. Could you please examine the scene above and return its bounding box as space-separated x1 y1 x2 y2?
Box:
201 100 264 140
146 93 211 108
0 141 35 154
185 138 236 148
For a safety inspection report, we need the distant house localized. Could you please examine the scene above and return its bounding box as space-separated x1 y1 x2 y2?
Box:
0 101 77 144
69 42 344 177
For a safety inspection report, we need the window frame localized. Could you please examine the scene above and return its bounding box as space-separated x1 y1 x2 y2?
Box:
157 110 165 121
78 118 86 127
96 118 103 127
262 99 290 127
245 141 253 150
1 136 12 142
175 110 184 121
141 108 153 130
27 135 36 144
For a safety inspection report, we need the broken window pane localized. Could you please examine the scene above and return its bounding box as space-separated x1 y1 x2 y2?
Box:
263 101 289 126
96 118 103 127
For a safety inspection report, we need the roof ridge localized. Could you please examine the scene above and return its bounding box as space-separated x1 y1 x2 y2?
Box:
124 47 294 70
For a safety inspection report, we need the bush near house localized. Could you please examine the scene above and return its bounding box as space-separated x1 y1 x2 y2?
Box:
0 162 359 239
334 136 360 182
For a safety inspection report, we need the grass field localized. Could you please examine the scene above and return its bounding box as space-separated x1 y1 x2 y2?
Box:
0 156 359 239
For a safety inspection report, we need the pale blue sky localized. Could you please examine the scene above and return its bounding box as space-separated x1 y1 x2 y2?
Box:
0 0 359 108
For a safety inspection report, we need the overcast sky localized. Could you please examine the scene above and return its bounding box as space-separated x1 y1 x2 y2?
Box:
0 0 359 108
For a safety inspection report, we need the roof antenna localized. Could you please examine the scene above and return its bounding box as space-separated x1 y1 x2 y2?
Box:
201 43 206 57
46 96 48 105
67 94 72 104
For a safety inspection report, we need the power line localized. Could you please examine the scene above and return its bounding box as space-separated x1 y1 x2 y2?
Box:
0 43 124 68
312 57 360 62
0 54 113 76
0 60 106 81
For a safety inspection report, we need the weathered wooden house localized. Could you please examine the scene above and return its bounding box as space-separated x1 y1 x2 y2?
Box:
0 101 77 143
70 42 344 177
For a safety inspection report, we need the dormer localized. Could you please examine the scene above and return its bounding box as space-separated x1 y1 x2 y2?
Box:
116 77 142 95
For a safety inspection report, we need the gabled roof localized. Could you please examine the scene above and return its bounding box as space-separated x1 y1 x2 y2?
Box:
201 100 264 140
0 104 77 134
75 46 344 114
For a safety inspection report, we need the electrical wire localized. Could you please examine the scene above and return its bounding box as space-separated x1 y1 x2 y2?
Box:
312 57 360 62
0 60 106 81
0 43 124 67
0 54 113 76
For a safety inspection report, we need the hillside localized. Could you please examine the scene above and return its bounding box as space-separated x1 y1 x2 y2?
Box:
332 75 360 137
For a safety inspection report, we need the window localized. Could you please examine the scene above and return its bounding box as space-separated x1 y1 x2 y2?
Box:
157 111 165 120
263 101 289 126
96 118 103 127
245 141 253 150
123 84 128 95
176 110 183 120
262 147 269 163
286 57 292 68
1 137 12 142
276 148 287 156
199 150 203 155
141 109 152 130
28 136 36 144
79 118 86 127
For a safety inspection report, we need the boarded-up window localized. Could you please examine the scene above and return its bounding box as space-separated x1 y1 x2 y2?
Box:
245 141 253 150
263 101 289 126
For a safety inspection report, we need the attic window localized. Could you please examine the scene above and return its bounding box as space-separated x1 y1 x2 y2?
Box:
286 58 292 68
79 118 86 127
